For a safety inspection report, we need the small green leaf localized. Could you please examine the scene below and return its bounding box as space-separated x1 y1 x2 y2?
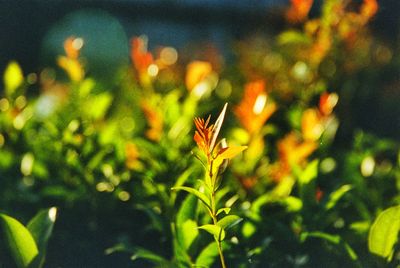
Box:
298 160 319 185
0 213 39 268
195 242 219 267
368 205 400 260
4 61 23 96
171 186 211 212
216 208 231 216
324 184 352 211
131 247 169 265
217 215 242 230
277 30 311 46
27 207 57 268
198 224 225 241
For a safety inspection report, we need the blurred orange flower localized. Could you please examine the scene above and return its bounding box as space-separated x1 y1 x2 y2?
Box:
319 92 338 116
234 81 277 135
57 37 84 82
125 142 140 169
141 101 163 141
131 37 154 73
360 0 378 23
185 61 212 91
301 108 323 141
271 132 317 182
286 0 314 23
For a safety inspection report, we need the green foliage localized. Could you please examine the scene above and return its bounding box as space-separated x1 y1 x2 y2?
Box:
368 205 400 261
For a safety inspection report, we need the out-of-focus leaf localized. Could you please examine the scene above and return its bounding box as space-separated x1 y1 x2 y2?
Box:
0 213 39 268
217 215 242 230
83 92 112 120
324 184 352 211
277 30 311 46
4 61 23 97
176 194 198 250
130 247 169 265
195 242 219 267
298 160 319 185
198 224 225 241
368 205 400 260
171 186 211 212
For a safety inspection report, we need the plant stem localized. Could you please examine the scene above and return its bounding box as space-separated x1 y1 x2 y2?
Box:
217 239 227 268
210 183 227 268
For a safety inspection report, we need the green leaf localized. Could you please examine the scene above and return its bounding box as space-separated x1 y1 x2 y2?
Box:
217 215 242 230
324 184 352 211
4 61 23 97
277 30 311 46
176 194 198 250
131 247 169 264
216 208 231 216
368 205 400 260
171 186 211 212
83 92 112 120
195 242 219 267
0 213 39 268
298 160 319 185
27 207 57 268
198 224 225 241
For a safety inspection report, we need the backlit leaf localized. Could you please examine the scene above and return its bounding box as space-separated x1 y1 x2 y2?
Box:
0 213 39 268
368 205 400 260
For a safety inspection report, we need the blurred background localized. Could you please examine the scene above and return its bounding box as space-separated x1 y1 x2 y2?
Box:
1 0 400 138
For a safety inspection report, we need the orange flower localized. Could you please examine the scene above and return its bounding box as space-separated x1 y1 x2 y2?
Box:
57 37 84 82
271 132 317 182
301 108 324 141
185 61 212 91
360 0 378 22
319 92 338 116
234 81 277 135
131 37 154 73
125 142 140 169
286 0 314 23
141 101 163 141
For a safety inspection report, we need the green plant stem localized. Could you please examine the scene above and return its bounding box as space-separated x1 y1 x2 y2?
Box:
210 183 227 268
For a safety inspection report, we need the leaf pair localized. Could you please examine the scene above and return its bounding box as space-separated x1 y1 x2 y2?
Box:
0 208 57 268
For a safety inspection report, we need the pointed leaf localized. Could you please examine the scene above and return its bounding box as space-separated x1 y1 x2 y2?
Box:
368 205 400 260
26 207 57 268
210 103 227 151
198 224 225 241
217 215 242 230
0 213 39 268
171 186 211 212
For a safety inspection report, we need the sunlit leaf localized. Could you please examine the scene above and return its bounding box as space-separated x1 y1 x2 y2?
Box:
217 215 242 230
198 224 225 241
298 159 319 185
0 213 39 268
368 205 400 260
4 61 23 96
324 184 352 211
171 186 211 212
